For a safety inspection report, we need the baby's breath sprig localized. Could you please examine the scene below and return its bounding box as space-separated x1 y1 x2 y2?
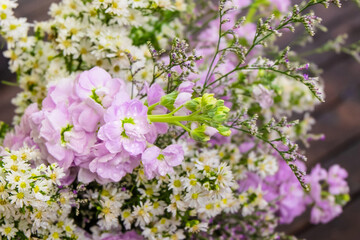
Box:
228 115 310 191
247 47 324 102
203 0 341 95
148 38 202 92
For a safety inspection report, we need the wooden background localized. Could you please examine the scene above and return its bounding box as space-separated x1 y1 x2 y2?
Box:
0 1 359 239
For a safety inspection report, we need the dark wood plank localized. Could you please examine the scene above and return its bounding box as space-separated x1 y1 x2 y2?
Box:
282 141 360 235
299 193 360 240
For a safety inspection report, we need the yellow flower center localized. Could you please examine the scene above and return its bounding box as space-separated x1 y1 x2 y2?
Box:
4 227 12 234
17 192 25 199
174 179 182 188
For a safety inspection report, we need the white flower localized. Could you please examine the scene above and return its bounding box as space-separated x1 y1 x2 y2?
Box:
222 196 240 214
150 200 165 216
138 183 160 198
169 176 184 194
186 221 208 233
121 209 134 230
153 0 175 10
0 177 9 199
47 226 63 240
105 0 129 16
183 187 204 208
0 0 18 15
166 230 186 240
198 201 220 218
56 35 79 56
132 200 153 227
238 192 248 204
215 163 234 189
143 226 158 240
47 164 65 185
251 187 268 209
257 155 278 178
0 221 17 239
9 190 30 208
98 199 120 230
129 0 148 8
246 151 257 171
242 203 254 216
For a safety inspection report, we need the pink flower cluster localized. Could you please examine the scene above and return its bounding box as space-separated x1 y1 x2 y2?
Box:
307 164 349 224
4 67 184 184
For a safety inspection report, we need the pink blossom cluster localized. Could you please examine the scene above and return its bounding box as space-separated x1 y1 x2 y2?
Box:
237 153 349 225
4 67 184 184
307 164 349 224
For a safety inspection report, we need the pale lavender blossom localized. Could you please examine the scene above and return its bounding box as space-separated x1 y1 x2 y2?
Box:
84 143 140 183
75 66 127 108
100 231 143 240
252 84 274 109
3 103 38 150
328 164 349 195
38 104 96 170
310 200 343 224
270 0 291 13
98 99 151 156
42 77 78 111
146 83 168 143
307 164 349 224
142 144 184 179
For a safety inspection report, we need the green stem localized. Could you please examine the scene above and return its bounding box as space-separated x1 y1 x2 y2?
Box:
173 121 191 132
148 114 201 123
168 104 185 116
201 9 223 94
147 102 160 113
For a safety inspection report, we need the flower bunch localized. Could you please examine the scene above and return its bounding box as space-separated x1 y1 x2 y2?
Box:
0 0 357 239
3 66 229 186
0 0 188 122
0 147 81 240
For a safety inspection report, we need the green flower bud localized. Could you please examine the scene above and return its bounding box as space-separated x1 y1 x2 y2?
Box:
217 125 231 136
190 124 210 142
201 93 217 111
185 97 201 112
213 105 230 122
160 91 178 111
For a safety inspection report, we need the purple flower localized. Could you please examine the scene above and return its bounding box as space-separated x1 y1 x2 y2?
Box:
328 164 349 195
38 103 96 170
69 101 103 133
75 66 127 108
146 83 168 142
307 164 349 224
278 181 306 224
85 143 140 182
42 77 78 111
147 83 164 106
142 144 184 179
98 99 151 156
100 231 143 240
3 103 39 150
252 84 274 109
310 200 342 224
178 81 195 93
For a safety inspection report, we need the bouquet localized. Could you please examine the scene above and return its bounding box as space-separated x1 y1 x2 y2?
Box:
0 0 358 239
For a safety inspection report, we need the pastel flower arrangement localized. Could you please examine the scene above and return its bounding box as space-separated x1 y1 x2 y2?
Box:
0 0 358 239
